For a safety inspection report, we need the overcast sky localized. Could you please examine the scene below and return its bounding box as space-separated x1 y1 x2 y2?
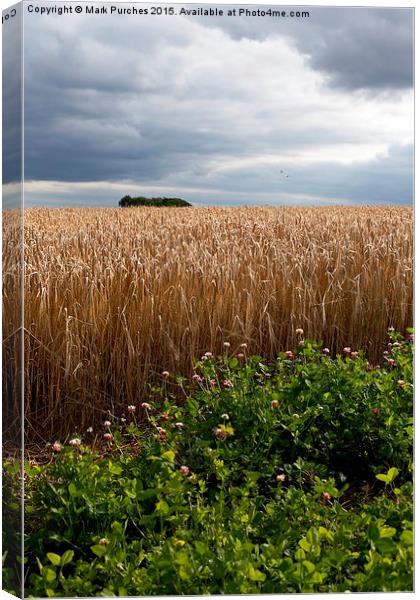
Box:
5 3 414 206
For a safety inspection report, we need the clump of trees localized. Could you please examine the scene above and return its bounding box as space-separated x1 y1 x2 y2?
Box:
119 195 191 207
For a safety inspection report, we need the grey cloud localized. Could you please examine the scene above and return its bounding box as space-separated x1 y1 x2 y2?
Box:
21 4 413 206
299 8 414 91
193 6 413 91
195 143 413 204
2 2 22 184
24 142 413 208
277 143 413 205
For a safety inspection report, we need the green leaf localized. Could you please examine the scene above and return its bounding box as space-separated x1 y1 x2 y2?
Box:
155 499 169 515
194 541 208 556
99 589 116 596
379 526 396 539
311 571 327 584
375 538 396 554
318 527 334 542
46 553 61 567
61 550 74 566
111 521 123 535
68 482 77 497
248 565 266 582
295 548 306 561
247 471 261 483
400 530 413 546
108 461 122 475
367 523 379 542
222 424 235 436
36 557 44 574
178 566 190 581
175 552 190 566
299 538 311 552
44 568 56 583
161 450 175 462
303 560 315 574
186 398 199 416
387 467 399 483
376 467 399 485
91 544 107 557
386 415 394 428
138 489 157 500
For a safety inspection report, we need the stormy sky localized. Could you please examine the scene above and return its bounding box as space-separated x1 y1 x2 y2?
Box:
5 2 414 206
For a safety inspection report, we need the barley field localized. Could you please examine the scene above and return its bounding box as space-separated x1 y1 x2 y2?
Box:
2 206 413 440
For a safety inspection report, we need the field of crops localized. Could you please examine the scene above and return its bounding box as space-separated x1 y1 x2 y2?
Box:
2 205 412 439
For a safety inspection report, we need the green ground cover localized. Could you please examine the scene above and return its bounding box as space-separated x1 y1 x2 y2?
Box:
3 330 413 596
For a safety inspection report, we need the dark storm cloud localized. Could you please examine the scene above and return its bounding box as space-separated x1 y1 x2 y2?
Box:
2 2 22 185
298 8 414 91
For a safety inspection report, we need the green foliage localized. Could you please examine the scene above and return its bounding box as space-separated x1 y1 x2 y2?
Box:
9 330 413 595
2 459 22 596
119 195 191 207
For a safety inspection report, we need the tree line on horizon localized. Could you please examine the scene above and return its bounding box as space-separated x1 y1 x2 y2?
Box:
119 195 191 207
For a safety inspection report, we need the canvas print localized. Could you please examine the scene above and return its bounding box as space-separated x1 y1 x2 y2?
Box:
2 1 414 596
